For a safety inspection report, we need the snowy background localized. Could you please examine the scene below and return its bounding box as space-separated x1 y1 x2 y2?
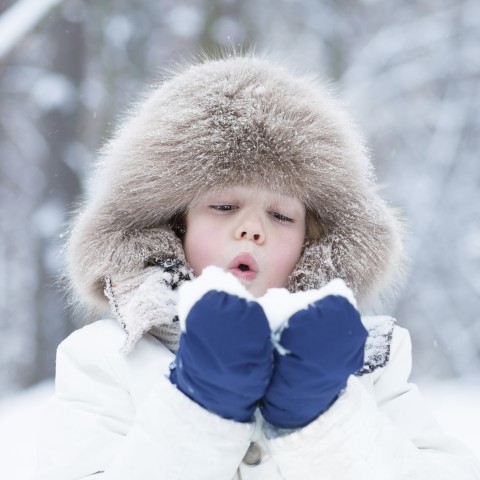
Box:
0 0 479 475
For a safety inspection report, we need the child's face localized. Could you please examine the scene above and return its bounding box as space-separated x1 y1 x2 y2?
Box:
184 186 306 297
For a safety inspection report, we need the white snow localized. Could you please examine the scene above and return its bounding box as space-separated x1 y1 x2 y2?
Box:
259 278 357 332
421 379 480 457
179 267 357 333
0 381 53 480
0 379 478 478
178 266 255 331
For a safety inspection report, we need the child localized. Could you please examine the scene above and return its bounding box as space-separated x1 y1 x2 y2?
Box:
34 54 480 479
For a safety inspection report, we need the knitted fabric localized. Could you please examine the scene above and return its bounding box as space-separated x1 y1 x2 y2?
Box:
104 265 193 352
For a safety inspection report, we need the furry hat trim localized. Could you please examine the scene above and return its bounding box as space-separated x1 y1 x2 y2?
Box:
66 54 403 313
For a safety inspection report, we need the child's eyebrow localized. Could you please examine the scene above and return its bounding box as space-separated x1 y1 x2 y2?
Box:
204 195 237 204
194 190 305 215
267 198 305 214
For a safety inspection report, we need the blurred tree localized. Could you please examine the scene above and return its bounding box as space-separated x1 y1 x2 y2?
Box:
0 3 85 394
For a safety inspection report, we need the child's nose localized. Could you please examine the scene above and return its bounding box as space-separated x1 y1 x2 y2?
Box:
234 216 265 245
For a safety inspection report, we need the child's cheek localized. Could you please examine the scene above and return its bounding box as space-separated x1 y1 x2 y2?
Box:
184 225 221 275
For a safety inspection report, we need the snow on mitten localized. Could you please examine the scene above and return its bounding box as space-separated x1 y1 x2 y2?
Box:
259 279 367 429
105 259 194 352
170 266 273 423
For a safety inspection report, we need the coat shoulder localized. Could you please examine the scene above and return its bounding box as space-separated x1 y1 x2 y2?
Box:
60 319 125 347
59 318 171 358
56 319 175 407
57 319 174 379
57 319 131 370
60 318 127 352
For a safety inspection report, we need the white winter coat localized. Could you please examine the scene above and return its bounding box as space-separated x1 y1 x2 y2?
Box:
33 318 480 480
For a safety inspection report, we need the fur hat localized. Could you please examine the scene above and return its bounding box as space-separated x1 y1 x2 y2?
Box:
66 54 403 314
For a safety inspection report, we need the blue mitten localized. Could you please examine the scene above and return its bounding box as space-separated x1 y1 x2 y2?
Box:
260 280 368 429
170 266 273 423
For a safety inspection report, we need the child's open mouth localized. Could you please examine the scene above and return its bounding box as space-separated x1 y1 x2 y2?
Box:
228 253 258 281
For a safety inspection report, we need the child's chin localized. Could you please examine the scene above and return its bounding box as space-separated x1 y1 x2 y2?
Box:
244 282 267 298
227 270 268 297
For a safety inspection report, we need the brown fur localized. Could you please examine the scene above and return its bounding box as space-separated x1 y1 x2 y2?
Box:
66 54 404 315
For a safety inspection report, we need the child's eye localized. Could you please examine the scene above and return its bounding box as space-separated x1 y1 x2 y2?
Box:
270 211 295 223
209 205 238 212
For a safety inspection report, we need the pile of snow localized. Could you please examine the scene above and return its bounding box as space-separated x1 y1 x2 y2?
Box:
421 379 480 456
0 381 53 480
0 379 478 479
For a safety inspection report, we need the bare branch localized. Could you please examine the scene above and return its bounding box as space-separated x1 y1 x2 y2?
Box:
0 0 65 61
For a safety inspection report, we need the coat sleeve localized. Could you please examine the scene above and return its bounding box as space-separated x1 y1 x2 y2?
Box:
32 321 253 480
266 327 480 480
